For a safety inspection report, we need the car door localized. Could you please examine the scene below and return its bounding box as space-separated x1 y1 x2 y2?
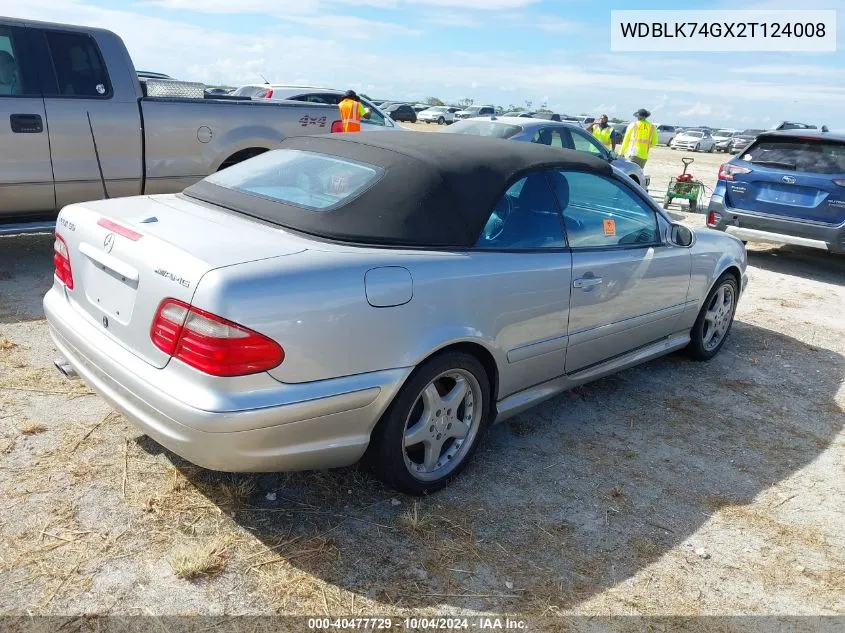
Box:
33 27 142 207
564 126 611 159
0 24 54 216
548 170 692 374
471 171 572 396
529 126 566 149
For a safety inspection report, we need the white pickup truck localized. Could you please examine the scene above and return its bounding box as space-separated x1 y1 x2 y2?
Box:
0 17 367 232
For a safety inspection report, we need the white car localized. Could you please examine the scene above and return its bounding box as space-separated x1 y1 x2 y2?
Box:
671 129 716 152
711 128 738 146
655 124 678 146
418 106 456 125
454 105 496 120
232 84 400 132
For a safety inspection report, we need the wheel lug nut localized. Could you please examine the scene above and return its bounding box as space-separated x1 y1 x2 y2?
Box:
436 434 442 440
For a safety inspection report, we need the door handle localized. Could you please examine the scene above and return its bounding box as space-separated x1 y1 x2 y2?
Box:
10 114 44 133
573 277 603 289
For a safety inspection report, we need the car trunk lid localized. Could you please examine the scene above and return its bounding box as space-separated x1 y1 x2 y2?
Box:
54 194 308 368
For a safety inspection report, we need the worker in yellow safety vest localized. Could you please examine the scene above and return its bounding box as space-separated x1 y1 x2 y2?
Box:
587 114 617 151
338 90 370 133
620 108 659 168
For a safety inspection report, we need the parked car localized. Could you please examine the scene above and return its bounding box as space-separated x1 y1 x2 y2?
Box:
656 124 678 146
532 112 562 122
45 132 747 494
454 105 496 120
442 117 650 188
714 131 742 153
383 103 417 123
773 121 817 131
412 104 429 113
503 111 536 118
671 129 716 152
707 130 845 254
730 129 766 154
231 84 398 132
0 18 361 233
418 106 455 125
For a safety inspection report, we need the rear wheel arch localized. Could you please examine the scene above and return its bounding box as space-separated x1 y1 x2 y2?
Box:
217 147 269 172
406 341 500 406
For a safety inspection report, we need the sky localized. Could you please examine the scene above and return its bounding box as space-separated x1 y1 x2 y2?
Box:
5 0 845 127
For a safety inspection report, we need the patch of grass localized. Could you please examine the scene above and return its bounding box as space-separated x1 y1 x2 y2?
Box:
169 538 229 579
629 536 659 559
19 421 47 436
398 502 433 534
719 505 826 548
217 479 255 511
0 336 16 350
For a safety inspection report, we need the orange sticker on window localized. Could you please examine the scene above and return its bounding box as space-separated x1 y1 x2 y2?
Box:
603 218 616 237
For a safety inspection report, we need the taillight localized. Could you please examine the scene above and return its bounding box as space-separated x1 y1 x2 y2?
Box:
263 89 274 99
718 163 752 181
151 299 284 377
53 234 74 290
707 211 721 227
331 121 343 133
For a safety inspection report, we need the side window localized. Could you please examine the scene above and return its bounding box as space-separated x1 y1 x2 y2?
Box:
569 128 606 157
553 171 659 248
530 128 563 147
43 31 111 98
362 100 385 126
0 26 38 96
476 172 565 249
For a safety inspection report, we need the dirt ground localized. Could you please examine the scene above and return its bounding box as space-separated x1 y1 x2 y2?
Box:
0 145 843 626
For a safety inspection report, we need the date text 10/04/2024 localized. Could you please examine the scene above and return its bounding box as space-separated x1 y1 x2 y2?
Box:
307 618 529 630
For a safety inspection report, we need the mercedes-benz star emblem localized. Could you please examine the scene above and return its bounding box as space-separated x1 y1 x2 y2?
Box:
782 176 796 184
103 232 116 253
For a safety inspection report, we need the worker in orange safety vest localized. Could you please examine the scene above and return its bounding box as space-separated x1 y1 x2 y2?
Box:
338 90 370 132
620 108 659 168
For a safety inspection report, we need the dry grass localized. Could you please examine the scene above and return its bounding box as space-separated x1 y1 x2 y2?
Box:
0 336 17 350
398 502 433 533
629 537 660 559
19 421 47 436
718 505 826 548
168 538 229 579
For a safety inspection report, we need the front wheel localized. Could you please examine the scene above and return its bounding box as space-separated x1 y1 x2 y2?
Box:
364 352 491 495
437 117 445 125
694 143 700 152
708 144 715 153
686 274 738 361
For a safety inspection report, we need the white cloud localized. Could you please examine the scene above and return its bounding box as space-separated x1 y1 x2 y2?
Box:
593 104 618 114
422 11 481 27
678 102 733 118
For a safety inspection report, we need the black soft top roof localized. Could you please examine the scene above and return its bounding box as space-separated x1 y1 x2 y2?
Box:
185 131 613 248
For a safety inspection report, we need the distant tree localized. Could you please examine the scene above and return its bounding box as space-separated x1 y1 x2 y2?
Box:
507 104 525 113
537 107 552 113
525 100 533 110
425 96 445 106
609 117 625 123
458 97 474 108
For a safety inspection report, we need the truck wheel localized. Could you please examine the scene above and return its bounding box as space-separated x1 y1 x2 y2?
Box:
364 351 491 495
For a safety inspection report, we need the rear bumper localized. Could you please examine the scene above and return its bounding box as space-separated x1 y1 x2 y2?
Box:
707 196 845 254
44 286 410 472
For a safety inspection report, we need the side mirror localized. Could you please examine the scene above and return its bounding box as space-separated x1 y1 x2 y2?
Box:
670 223 695 248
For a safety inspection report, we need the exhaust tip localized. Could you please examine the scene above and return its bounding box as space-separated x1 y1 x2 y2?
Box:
53 359 78 379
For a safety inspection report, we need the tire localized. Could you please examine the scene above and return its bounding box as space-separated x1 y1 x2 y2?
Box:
663 195 671 209
686 273 739 361
694 143 700 152
364 351 491 495
437 117 445 125
689 199 697 213
708 144 715 153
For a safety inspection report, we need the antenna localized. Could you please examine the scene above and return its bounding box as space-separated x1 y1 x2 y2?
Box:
86 111 109 200
259 73 270 85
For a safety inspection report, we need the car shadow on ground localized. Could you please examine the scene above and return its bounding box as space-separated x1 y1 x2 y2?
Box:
746 245 845 285
0 234 55 324
160 319 843 613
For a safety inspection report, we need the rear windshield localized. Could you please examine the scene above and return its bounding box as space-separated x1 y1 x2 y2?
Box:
444 120 522 139
741 138 845 174
204 150 381 211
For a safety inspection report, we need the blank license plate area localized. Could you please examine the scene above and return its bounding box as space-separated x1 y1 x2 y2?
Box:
81 258 137 324
757 184 818 208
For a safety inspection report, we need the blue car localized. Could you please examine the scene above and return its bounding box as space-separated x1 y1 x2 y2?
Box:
707 130 845 254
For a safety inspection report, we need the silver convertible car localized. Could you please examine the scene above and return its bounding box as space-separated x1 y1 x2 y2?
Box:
45 133 748 494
